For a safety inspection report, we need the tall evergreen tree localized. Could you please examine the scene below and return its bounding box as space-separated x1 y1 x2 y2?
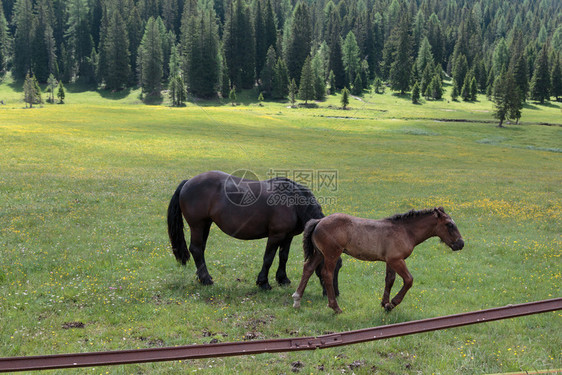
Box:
0 4 10 72
66 0 93 80
285 2 312 83
260 46 276 97
389 12 413 94
13 0 34 79
31 0 56 82
222 0 255 90
103 11 130 90
551 55 562 101
272 57 289 99
326 9 344 90
416 37 434 79
341 31 360 89
493 70 521 127
138 17 163 96
530 45 550 103
254 0 266 80
426 13 444 69
298 55 315 104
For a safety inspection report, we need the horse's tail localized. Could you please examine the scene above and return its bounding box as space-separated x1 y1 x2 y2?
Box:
303 218 322 261
167 180 189 265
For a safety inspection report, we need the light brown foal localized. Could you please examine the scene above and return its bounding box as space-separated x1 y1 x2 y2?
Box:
292 207 464 313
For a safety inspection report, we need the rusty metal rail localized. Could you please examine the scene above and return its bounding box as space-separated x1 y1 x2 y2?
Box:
1 297 560 372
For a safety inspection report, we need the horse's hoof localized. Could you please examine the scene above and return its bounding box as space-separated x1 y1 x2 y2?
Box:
277 277 291 286
258 282 272 291
384 303 394 312
330 305 343 314
199 278 214 286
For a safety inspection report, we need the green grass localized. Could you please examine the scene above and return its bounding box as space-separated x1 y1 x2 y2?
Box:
0 74 561 374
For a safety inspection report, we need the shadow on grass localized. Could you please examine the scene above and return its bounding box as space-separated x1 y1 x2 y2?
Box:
97 87 132 100
143 93 164 106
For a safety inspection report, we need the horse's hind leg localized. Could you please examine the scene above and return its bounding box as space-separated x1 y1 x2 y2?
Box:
317 257 342 297
275 236 293 286
321 257 342 314
292 251 323 308
381 263 396 309
188 220 213 285
257 235 284 290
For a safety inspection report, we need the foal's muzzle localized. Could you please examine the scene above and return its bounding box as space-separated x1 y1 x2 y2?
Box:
451 239 464 251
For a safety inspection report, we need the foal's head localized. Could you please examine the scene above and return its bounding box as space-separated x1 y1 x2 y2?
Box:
433 207 464 251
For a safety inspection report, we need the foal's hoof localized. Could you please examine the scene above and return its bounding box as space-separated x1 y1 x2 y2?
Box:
384 303 395 312
329 305 343 314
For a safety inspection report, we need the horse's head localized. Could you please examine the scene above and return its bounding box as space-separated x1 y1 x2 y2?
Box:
433 207 464 251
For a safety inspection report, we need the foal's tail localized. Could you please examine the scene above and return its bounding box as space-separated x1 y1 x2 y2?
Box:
303 218 322 261
167 180 190 265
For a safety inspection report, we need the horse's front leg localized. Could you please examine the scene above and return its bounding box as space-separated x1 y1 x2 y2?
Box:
385 259 413 312
275 236 293 285
256 235 283 290
381 263 396 309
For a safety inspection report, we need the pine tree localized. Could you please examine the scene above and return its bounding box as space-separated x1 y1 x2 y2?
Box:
389 12 413 94
260 46 276 98
57 81 65 103
461 72 472 101
103 11 130 90
551 55 562 101
530 46 550 103
23 72 37 107
285 2 312 83
342 31 360 89
13 0 34 79
47 73 57 103
229 87 237 105
272 58 289 99
452 54 468 98
0 4 10 72
493 70 520 127
416 37 434 80
138 17 163 96
222 0 255 90
288 78 297 105
66 0 92 79
326 9 345 90
298 56 315 104
340 86 350 109
470 77 478 101
430 74 443 100
411 81 420 104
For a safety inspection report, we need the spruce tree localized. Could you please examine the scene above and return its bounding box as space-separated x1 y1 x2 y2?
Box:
342 31 360 89
551 55 562 101
103 11 130 90
389 12 413 94
416 37 434 80
138 17 163 96
57 81 65 103
260 46 276 98
530 46 550 103
493 70 520 127
13 0 34 79
326 9 345 90
298 56 315 104
285 2 312 83
272 58 289 99
411 81 420 104
0 4 9 72
66 0 92 79
47 73 57 103
340 86 350 109
288 78 297 105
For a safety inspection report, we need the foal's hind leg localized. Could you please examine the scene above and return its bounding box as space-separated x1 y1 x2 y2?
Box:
188 221 213 285
292 251 323 308
275 236 293 286
381 263 396 309
316 257 343 297
321 257 343 314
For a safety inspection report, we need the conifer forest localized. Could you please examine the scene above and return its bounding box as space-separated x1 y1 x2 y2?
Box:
1 0 561 103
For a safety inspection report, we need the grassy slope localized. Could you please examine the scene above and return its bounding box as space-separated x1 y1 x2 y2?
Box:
0 76 561 374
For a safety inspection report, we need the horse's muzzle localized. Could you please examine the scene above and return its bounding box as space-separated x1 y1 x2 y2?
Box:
451 239 464 251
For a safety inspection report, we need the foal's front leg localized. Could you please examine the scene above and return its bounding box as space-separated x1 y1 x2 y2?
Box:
384 259 413 312
381 263 396 310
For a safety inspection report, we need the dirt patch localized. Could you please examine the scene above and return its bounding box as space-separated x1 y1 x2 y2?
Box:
62 321 85 329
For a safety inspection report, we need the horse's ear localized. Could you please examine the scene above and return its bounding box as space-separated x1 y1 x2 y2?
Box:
434 207 443 217
438 206 445 213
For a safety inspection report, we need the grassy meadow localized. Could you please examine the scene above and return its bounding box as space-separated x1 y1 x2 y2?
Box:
0 74 561 374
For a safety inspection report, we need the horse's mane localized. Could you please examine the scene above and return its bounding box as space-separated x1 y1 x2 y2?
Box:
386 208 435 222
270 177 324 220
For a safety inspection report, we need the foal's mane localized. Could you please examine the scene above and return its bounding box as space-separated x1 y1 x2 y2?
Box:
386 208 435 222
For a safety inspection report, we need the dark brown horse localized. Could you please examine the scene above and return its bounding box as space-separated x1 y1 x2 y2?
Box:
167 170 341 290
292 207 464 313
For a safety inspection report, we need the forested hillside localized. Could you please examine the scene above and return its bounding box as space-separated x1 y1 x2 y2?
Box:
1 0 561 102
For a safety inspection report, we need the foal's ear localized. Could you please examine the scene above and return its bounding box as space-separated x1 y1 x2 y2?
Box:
434 207 443 217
